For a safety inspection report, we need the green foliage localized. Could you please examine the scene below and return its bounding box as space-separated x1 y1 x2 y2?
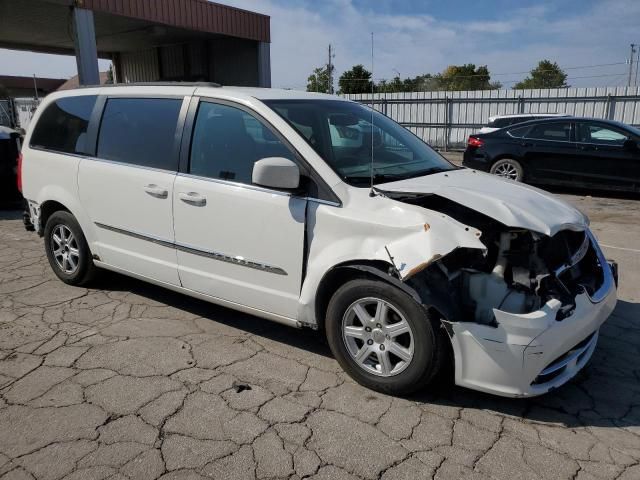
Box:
307 64 334 93
371 65 500 93
338 64 373 94
514 60 568 89
0 83 8 99
435 64 500 91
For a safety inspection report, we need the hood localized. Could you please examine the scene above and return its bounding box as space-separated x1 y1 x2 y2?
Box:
378 169 587 237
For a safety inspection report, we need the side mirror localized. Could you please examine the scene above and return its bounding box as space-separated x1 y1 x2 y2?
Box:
252 157 300 190
623 139 639 151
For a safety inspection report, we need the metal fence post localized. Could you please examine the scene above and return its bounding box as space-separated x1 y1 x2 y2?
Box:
444 96 450 152
605 94 614 120
518 95 525 114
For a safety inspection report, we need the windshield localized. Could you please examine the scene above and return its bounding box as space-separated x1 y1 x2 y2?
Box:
263 99 455 187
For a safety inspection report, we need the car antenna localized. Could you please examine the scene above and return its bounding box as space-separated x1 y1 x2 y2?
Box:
369 31 377 197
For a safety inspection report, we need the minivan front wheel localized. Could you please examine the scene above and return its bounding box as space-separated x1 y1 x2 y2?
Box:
490 158 524 181
44 211 97 286
325 279 447 395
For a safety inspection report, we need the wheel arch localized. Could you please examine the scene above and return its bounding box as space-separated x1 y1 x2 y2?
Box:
39 200 70 235
313 260 451 336
32 186 96 245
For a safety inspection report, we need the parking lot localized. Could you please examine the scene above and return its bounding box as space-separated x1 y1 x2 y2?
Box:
0 185 639 480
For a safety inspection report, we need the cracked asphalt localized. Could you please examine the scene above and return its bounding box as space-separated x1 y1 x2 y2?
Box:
0 189 639 480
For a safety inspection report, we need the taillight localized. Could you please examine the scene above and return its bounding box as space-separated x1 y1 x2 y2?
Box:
16 153 23 193
467 136 484 148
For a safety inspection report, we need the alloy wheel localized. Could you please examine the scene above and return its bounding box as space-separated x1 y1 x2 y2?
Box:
51 224 80 274
494 161 519 180
341 297 415 377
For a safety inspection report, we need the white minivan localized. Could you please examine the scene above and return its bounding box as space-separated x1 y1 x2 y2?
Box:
20 84 617 397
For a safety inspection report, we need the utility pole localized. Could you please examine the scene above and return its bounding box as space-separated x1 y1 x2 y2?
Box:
32 74 39 102
635 44 640 87
327 44 334 94
628 43 637 87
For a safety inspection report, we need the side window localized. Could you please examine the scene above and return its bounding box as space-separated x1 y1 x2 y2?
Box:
30 95 97 154
577 123 628 145
189 102 296 184
97 98 182 170
526 122 571 141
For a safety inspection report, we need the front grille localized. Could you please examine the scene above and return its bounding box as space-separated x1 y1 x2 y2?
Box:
531 332 596 385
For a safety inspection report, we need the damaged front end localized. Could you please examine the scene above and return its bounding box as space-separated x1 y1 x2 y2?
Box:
382 191 618 397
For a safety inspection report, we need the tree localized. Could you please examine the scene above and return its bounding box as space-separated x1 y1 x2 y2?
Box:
514 60 568 89
376 74 439 93
338 64 372 94
306 64 334 93
106 65 114 84
434 64 500 91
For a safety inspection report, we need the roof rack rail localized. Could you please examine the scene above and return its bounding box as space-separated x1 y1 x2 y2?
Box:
78 81 222 89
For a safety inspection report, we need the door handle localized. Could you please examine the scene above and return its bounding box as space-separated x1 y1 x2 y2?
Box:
143 184 168 198
179 191 207 206
521 142 533 147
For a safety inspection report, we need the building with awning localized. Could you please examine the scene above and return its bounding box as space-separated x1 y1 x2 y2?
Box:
0 0 271 87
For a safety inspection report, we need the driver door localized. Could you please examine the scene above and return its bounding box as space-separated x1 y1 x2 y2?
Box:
172 99 307 319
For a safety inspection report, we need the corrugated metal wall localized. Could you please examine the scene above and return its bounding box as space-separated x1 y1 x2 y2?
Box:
0 100 13 128
117 39 259 85
119 49 159 83
82 0 270 42
346 87 640 149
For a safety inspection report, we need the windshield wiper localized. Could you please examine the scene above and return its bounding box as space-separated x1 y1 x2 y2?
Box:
343 173 404 185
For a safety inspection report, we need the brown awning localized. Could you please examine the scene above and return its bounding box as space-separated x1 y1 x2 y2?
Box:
79 0 270 43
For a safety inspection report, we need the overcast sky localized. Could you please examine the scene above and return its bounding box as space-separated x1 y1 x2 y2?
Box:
1 0 638 89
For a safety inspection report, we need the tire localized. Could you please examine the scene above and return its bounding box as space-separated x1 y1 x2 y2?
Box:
325 279 448 395
490 158 524 182
44 211 98 286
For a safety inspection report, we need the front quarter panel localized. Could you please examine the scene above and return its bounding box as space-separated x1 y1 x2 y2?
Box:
297 189 486 326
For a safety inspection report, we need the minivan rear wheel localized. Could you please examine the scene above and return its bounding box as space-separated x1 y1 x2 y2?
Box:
490 158 524 181
325 279 447 395
44 211 97 286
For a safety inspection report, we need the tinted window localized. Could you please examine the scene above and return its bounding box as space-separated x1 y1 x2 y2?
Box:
97 98 182 170
577 123 628 145
30 96 97 154
189 102 295 184
526 122 571 141
488 118 512 128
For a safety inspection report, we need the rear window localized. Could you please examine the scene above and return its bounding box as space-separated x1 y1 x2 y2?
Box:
30 95 97 154
487 117 514 129
507 125 531 138
97 98 182 171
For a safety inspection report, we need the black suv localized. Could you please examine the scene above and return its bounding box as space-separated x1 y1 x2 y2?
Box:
463 117 640 192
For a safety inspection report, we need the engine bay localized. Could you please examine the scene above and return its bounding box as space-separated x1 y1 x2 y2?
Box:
385 192 606 326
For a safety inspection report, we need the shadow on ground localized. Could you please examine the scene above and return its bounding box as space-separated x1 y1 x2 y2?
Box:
96 269 640 429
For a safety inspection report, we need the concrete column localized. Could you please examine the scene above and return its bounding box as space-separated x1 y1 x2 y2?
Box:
72 8 100 85
257 42 271 88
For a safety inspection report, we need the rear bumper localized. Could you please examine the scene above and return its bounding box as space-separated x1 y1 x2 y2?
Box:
448 231 617 398
462 149 490 171
22 199 35 231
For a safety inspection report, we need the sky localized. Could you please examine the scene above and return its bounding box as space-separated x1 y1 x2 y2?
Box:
1 0 638 90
